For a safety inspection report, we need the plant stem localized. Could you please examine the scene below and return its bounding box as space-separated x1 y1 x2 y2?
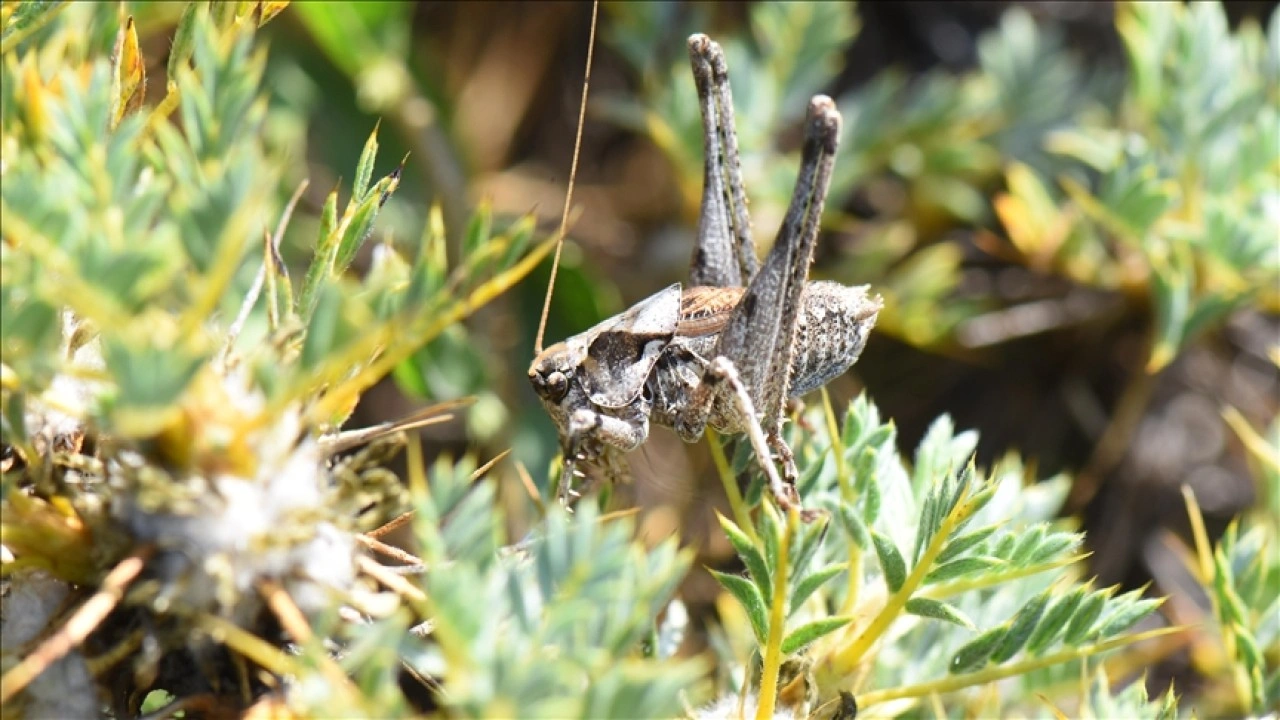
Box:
756 507 796 720
828 481 980 676
708 429 756 543
854 626 1185 709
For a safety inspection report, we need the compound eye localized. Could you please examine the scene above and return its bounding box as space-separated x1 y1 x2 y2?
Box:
545 371 568 401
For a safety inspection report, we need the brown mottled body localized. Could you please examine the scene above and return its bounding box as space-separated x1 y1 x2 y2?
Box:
651 284 879 438
529 34 881 515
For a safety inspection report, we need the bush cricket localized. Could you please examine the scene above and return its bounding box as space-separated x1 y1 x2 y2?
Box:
530 29 881 520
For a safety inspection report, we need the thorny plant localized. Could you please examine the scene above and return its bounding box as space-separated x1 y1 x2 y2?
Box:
0 1 1272 719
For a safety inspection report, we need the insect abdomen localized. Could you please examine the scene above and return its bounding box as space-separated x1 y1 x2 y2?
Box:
786 281 882 398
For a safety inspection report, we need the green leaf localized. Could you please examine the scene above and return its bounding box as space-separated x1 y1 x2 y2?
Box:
991 591 1050 662
103 339 206 419
760 502 781 571
923 556 1003 585
1029 531 1082 564
3 391 28 444
1009 524 1047 565
791 564 845 615
718 513 771 600
301 283 355 370
872 531 907 593
499 213 537 271
352 122 380 205
1063 589 1108 645
1026 587 1086 653
905 597 974 629
1096 596 1161 637
463 201 493 259
937 526 998 564
300 188 340 319
334 179 389 275
710 570 769 645
833 502 869 548
1 0 68 53
950 626 1006 674
780 616 853 654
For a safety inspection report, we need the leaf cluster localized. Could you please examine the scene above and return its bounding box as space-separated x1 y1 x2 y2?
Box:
706 395 1174 717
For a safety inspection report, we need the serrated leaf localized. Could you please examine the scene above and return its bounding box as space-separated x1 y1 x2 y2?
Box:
781 616 853 654
872 531 907 592
905 597 974 629
950 626 1006 674
718 513 771 600
710 570 769 645
991 591 1050 662
791 564 845 615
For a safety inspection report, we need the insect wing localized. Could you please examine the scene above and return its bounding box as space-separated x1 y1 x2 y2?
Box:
579 283 682 408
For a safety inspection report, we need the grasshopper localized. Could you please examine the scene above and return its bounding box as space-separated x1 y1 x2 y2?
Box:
529 33 881 519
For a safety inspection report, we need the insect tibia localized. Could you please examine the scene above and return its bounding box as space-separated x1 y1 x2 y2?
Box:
806 95 842 155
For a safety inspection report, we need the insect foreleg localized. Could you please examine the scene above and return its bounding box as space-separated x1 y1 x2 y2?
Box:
558 407 649 506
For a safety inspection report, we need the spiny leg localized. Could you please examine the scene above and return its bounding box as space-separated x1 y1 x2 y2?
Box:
559 408 648 509
750 96 842 439
676 97 843 468
705 357 820 522
688 34 756 288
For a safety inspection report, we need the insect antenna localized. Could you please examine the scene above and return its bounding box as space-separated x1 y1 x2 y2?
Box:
534 0 599 354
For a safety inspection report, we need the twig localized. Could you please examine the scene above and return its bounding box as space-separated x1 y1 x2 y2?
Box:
257 579 359 698
0 546 153 704
356 534 424 567
356 555 427 603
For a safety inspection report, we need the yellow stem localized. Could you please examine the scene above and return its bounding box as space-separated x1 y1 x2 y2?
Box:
708 429 756 543
820 388 862 616
195 614 301 677
920 555 1086 601
856 626 1186 709
830 484 979 676
756 507 796 720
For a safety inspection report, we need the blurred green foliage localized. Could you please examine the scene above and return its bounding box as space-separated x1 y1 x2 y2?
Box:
601 1 1278 357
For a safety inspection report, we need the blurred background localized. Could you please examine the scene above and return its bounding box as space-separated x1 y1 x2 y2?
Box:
123 0 1277 699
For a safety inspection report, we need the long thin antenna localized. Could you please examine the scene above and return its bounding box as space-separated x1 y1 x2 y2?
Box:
534 0 599 354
